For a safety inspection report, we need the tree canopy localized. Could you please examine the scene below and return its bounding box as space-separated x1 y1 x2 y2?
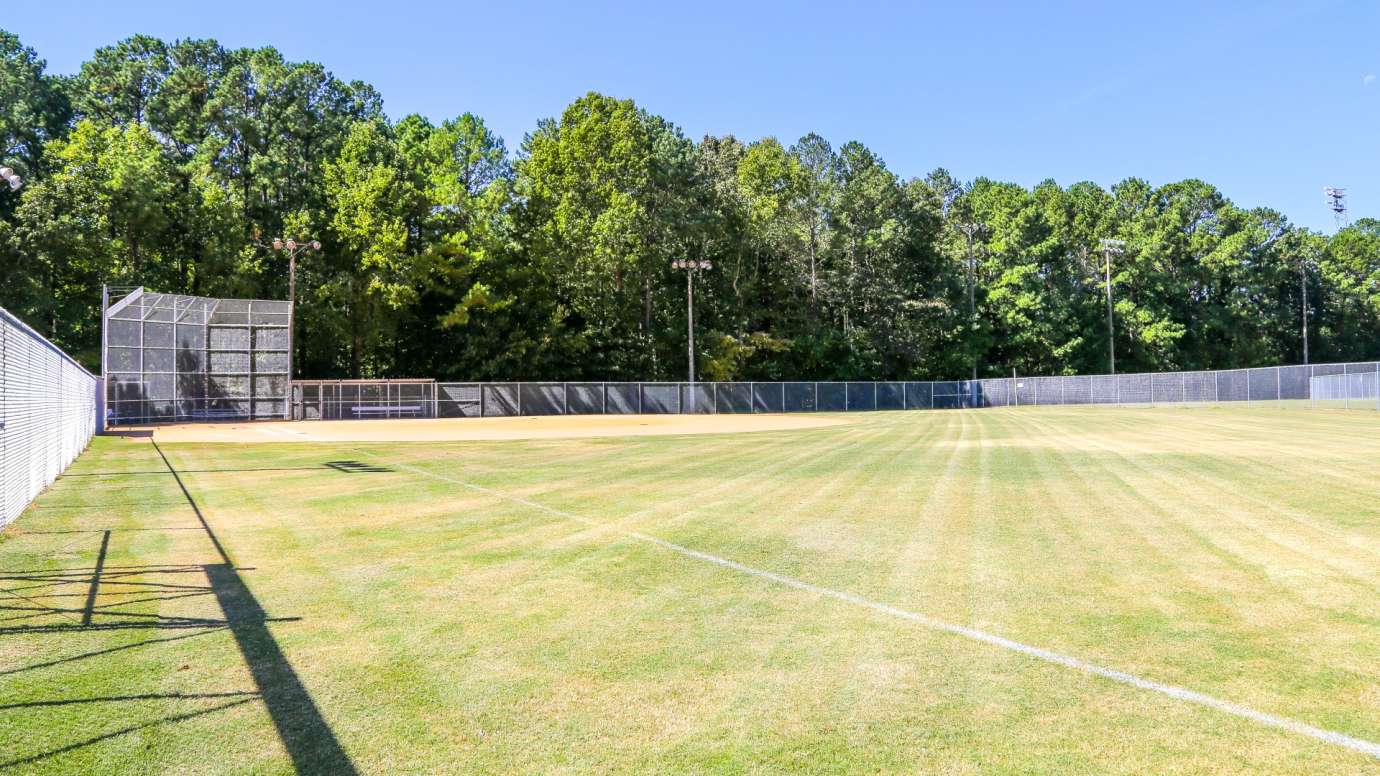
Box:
2 30 1375 380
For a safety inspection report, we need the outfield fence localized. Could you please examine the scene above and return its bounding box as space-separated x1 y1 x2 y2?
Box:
289 361 1380 420
1 306 98 527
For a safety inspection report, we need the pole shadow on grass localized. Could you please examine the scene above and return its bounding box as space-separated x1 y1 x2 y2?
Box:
151 440 359 776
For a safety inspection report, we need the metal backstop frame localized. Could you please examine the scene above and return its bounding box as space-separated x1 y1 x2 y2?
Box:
102 287 292 425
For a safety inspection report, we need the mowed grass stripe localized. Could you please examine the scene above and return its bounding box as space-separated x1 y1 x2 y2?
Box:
364 435 1380 763
8 408 1380 773
1008 409 1380 738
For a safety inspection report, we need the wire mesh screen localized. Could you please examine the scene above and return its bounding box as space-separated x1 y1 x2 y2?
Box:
104 287 291 424
682 383 715 414
437 383 481 418
877 382 905 410
817 383 847 411
1217 370 1248 402
784 382 817 412
2 306 98 527
753 383 785 413
906 382 934 409
1183 372 1215 402
717 383 752 413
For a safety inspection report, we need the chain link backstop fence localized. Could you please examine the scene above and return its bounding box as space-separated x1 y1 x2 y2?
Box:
2 306 98 527
103 286 292 424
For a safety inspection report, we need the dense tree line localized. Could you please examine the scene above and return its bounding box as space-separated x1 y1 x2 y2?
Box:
2 30 1377 380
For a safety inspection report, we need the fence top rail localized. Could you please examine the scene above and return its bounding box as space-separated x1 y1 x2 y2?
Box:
293 378 436 385
1 305 96 378
424 363 1380 387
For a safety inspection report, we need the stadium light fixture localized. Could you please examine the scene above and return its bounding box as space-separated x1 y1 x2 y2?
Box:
671 258 713 384
262 236 321 382
1 166 22 191
1100 238 1126 375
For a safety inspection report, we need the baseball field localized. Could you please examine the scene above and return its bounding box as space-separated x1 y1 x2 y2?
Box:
2 406 1379 774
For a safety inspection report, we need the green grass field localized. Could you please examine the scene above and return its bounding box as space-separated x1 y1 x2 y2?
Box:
3 406 1380 774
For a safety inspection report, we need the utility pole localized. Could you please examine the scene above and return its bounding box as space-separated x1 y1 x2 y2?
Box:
263 237 321 418
671 259 713 384
1301 250 1315 364
1100 238 1125 375
958 222 987 381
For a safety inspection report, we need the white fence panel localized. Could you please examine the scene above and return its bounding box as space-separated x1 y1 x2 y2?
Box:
1 306 98 527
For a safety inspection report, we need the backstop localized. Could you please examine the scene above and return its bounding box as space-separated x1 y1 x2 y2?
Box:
102 287 292 425
1 305 97 527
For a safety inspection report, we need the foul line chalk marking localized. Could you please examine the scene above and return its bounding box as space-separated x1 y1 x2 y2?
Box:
372 454 1380 761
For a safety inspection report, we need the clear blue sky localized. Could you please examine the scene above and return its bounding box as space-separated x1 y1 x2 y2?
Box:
8 0 1377 231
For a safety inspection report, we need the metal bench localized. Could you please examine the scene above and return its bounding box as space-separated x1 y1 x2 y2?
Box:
186 409 249 420
350 405 423 418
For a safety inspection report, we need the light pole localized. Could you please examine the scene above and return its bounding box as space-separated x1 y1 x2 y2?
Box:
671 258 712 384
0 166 23 191
958 223 987 381
1300 249 1317 365
1099 238 1126 375
269 237 321 318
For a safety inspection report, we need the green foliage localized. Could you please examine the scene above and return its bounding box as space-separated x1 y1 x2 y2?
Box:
1 28 1376 379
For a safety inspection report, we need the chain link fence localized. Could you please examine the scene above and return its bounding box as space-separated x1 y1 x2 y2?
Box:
284 362 1380 421
1310 371 1380 410
404 362 1378 418
2 305 98 527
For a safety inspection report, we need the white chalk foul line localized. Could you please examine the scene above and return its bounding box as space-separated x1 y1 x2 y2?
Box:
376 455 1380 760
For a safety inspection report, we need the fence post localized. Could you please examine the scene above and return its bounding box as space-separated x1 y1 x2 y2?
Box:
563 382 569 415
814 382 818 412
873 382 878 411
781 382 786 413
903 381 908 410
1275 367 1281 406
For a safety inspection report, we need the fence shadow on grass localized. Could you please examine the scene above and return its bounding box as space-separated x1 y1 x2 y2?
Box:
0 443 359 774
